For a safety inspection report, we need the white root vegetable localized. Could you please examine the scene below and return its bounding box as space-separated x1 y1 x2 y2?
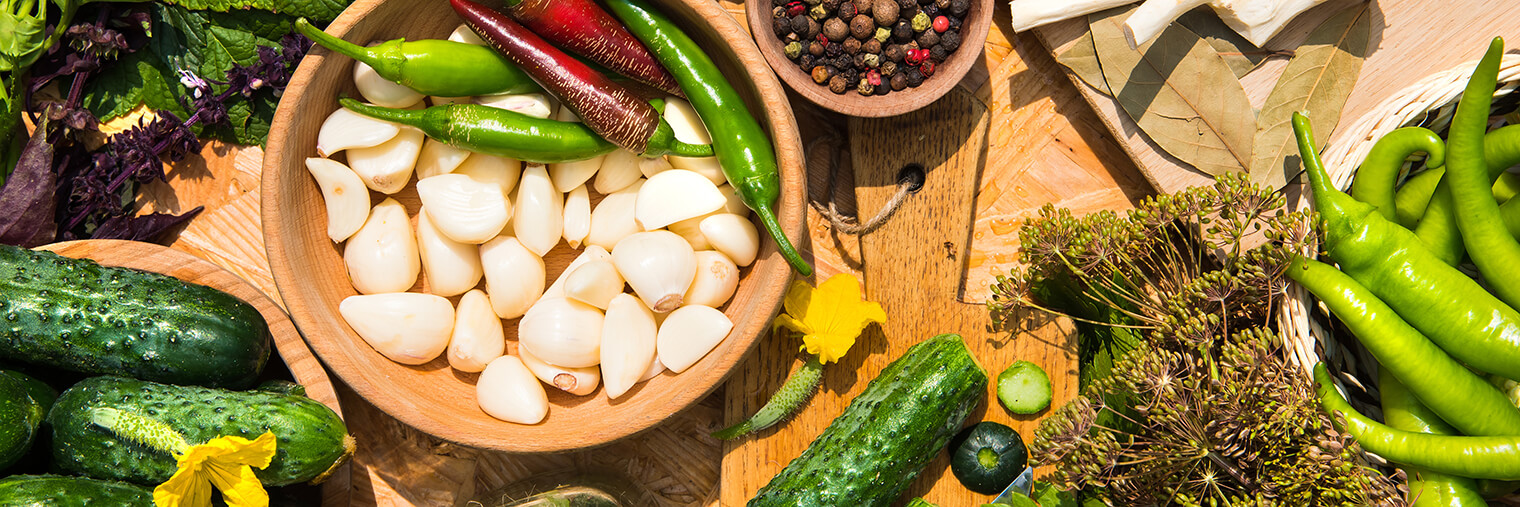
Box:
586 179 644 250
344 198 419 294
663 99 726 185
453 152 521 196
514 164 564 256
477 356 548 424
346 126 423 194
1123 0 1208 47
476 93 554 119
563 259 624 310
519 346 601 396
563 184 590 249
480 236 546 320
304 158 369 243
518 297 604 368
638 156 674 178
593 150 643 194
635 170 726 230
449 24 487 45
699 214 760 266
655 305 733 373
600 294 658 400
1008 0 1136 32
612 231 696 313
415 138 473 179
541 245 612 302
447 290 505 372
1210 0 1336 46
417 173 511 244
339 292 454 365
354 58 424 108
416 208 484 297
685 250 739 308
316 107 399 157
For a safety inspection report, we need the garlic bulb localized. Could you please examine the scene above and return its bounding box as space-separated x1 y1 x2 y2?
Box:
305 157 369 243
700 214 760 266
563 184 590 249
663 99 725 185
354 59 424 108
477 356 548 424
600 293 658 400
339 292 454 365
586 179 644 250
666 215 712 251
563 259 624 310
344 198 419 294
685 250 739 308
514 164 564 256
656 305 733 373
635 170 725 230
593 149 642 194
476 93 553 119
638 156 674 178
415 138 473 179
317 107 399 157
447 290 505 372
417 173 511 244
542 245 612 302
416 208 483 297
519 346 600 396
449 24 487 45
453 152 521 196
518 297 604 368
612 231 696 313
480 235 546 320
347 125 423 194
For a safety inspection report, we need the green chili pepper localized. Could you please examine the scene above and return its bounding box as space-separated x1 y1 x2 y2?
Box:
1379 371 1489 507
1390 125 1520 232
339 98 616 163
1294 111 1520 381
1288 257 1520 436
1393 168 1442 229
295 18 540 98
1443 38 1520 309
1315 363 1520 481
603 0 813 276
1352 127 1445 222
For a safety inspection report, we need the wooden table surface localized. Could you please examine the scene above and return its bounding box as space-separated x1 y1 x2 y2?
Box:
132 0 1152 504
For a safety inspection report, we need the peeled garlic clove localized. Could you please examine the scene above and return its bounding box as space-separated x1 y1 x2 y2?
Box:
562 185 591 249
317 107 399 157
638 157 674 178
663 99 725 185
563 259 624 310
542 245 611 302
416 208 483 297
587 180 644 250
593 150 642 194
656 305 733 373
344 198 419 294
478 356 548 424
554 106 579 122
305 158 370 243
481 236 546 320
454 152 522 196
685 250 739 308
666 215 712 251
476 93 553 119
415 138 473 179
354 58 424 108
417 173 511 244
670 157 725 186
518 297 604 368
636 170 725 230
519 346 600 396
612 231 696 313
447 290 505 372
550 154 605 193
449 24 487 45
600 294 657 399
347 125 423 194
639 356 666 382
514 164 564 256
717 184 748 215
700 214 760 266
339 292 453 365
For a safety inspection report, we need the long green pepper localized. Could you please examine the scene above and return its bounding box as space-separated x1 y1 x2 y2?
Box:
604 0 813 275
1352 127 1445 224
1379 371 1489 507
1449 37 1520 309
339 99 617 163
295 18 541 98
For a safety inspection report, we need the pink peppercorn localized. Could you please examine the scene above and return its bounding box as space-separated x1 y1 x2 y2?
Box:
932 15 948 32
786 2 807 17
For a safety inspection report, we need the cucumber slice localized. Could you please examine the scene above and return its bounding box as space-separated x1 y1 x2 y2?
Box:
997 361 1052 414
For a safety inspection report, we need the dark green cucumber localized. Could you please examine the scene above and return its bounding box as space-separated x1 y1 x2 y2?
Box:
0 475 153 506
0 372 43 470
749 334 988 507
48 376 354 487
0 245 270 388
0 370 54 414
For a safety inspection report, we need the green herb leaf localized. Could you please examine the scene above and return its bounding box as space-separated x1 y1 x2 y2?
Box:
158 0 348 23
1054 31 1110 96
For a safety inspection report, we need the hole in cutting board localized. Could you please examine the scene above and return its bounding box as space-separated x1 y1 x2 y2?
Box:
898 164 925 193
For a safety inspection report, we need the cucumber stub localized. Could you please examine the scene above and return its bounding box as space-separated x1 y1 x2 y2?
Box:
997 361 1052 414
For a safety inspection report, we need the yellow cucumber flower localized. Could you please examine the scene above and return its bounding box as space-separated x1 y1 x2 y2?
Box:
154 432 278 507
773 273 886 364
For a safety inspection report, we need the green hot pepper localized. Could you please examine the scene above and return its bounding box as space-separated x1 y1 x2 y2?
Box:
1390 125 1520 232
1352 127 1445 223
1379 371 1489 507
604 0 813 276
339 99 616 163
295 19 540 98
1445 38 1520 309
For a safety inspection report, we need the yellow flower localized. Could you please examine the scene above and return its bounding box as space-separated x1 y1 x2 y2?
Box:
773 273 886 364
154 432 278 507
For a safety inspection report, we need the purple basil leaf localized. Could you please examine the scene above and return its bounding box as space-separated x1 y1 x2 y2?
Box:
91 206 203 245
0 129 56 247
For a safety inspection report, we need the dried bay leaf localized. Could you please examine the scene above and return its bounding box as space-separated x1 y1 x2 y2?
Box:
1248 3 1371 189
1091 6 1256 177
1056 30 1112 96
1176 8 1268 78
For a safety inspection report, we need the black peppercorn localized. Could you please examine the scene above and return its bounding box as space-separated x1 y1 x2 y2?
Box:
837 1 857 19
799 54 817 71
842 67 859 83
823 18 848 41
884 44 906 62
853 0 872 15
850 15 875 39
852 52 868 69
896 0 917 14
812 65 831 84
873 0 898 27
890 73 907 90
826 42 845 58
822 0 842 10
905 67 924 87
934 0 949 9
905 40 920 51
843 37 862 54
916 29 939 49
929 44 947 62
772 17 792 38
790 15 810 35
880 60 898 76
948 0 968 15
939 30 960 51
829 75 849 94
862 39 881 55
948 16 962 31
892 20 914 42
875 82 889 95
833 55 854 70
805 17 821 38
809 40 826 56
921 3 938 16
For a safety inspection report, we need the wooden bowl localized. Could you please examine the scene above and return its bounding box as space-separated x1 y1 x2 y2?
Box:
746 0 992 117
263 0 805 452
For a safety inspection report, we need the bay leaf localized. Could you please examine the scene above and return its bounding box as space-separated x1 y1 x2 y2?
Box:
1248 3 1371 189
1176 8 1267 78
1055 30 1112 96
1091 6 1256 177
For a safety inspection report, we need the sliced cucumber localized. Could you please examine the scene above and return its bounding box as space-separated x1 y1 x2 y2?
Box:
997 361 1052 415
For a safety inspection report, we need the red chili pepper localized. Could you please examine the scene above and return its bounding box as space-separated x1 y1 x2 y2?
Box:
920 61 935 77
497 0 682 96
933 15 948 33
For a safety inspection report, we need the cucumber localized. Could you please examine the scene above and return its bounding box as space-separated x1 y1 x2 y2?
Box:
997 361 1052 415
0 371 54 414
749 334 988 507
48 376 354 487
0 245 270 388
0 475 153 506
0 372 46 470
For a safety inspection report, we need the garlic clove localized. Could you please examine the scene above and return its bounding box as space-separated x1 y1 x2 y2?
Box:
416 208 483 297
612 230 696 313
514 164 564 256
593 149 643 194
549 154 606 193
563 184 591 249
563 259 625 310
354 58 425 108
518 297 604 368
554 106 579 122
699 214 760 266
454 152 522 196
655 305 733 373
477 355 548 424
666 215 712 251
476 93 553 119
449 24 487 45
541 245 612 302
346 125 424 194
417 173 511 244
586 179 644 251
600 293 657 400
415 138 473 179
670 157 725 186
638 156 674 178
717 184 748 215
480 235 546 320
339 292 454 365
447 289 505 372
344 198 420 294
639 356 666 382
685 250 739 308
305 157 370 243
663 99 725 185
519 345 601 396
317 107 399 157
635 170 726 230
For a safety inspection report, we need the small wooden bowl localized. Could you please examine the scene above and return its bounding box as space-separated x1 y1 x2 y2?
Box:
746 0 992 117
262 0 805 452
